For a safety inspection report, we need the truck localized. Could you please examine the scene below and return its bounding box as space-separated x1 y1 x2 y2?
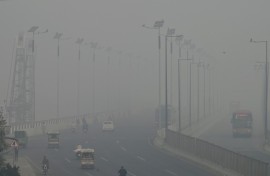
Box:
231 110 253 137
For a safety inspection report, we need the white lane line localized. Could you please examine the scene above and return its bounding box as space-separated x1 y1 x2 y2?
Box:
120 146 127 152
165 169 177 176
65 158 71 163
136 156 146 161
128 171 136 176
84 172 94 176
100 157 108 162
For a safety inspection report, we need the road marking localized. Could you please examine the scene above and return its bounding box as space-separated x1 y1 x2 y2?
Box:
120 146 127 151
116 140 120 144
136 156 146 161
165 169 177 176
65 158 71 163
100 157 108 162
128 171 136 176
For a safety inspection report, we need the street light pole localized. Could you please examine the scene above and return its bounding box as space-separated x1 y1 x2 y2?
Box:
75 38 84 118
142 20 164 128
28 26 39 122
167 28 175 107
54 32 63 119
91 42 98 118
197 62 200 122
250 38 268 143
175 35 184 132
106 47 112 116
165 34 182 133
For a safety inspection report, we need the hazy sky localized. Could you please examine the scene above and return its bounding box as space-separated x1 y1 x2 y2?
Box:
1 0 270 120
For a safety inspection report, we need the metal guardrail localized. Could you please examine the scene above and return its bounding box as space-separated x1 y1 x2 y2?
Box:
166 129 268 176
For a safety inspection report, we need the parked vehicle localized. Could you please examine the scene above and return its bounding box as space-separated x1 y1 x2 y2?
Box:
14 130 28 148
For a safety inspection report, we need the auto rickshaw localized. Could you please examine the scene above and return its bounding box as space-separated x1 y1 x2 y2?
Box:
14 130 28 148
47 132 60 148
80 148 95 169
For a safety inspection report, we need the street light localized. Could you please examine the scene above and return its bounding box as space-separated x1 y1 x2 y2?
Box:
250 38 268 143
106 47 112 115
90 42 98 118
165 34 182 132
197 62 209 120
142 20 164 128
167 28 175 106
75 38 84 118
175 35 184 131
54 32 63 119
27 26 47 122
28 26 39 53
188 44 196 127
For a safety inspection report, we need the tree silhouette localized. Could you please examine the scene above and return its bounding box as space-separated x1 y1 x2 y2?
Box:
0 108 21 176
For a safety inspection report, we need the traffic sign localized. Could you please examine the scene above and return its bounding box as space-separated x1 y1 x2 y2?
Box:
11 140 18 147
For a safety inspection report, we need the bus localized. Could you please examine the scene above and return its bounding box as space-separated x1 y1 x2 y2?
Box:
231 110 252 137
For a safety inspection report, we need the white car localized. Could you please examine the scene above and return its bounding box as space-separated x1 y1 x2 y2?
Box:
102 121 114 131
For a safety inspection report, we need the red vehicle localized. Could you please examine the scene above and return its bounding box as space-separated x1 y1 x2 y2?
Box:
231 110 253 137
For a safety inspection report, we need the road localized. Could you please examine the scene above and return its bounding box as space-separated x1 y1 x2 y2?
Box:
20 112 217 176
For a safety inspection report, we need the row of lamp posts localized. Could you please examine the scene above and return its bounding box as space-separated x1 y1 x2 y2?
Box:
143 21 212 134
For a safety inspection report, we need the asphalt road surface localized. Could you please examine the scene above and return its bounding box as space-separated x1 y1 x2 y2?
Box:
21 112 217 176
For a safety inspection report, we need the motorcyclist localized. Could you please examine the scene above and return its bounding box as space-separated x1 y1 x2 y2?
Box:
42 155 49 170
118 166 127 176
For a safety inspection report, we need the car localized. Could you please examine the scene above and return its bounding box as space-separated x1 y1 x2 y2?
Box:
102 121 114 131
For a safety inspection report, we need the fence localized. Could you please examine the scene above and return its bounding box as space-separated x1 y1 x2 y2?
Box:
166 129 268 176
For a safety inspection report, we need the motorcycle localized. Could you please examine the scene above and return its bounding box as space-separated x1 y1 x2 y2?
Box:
42 164 48 175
